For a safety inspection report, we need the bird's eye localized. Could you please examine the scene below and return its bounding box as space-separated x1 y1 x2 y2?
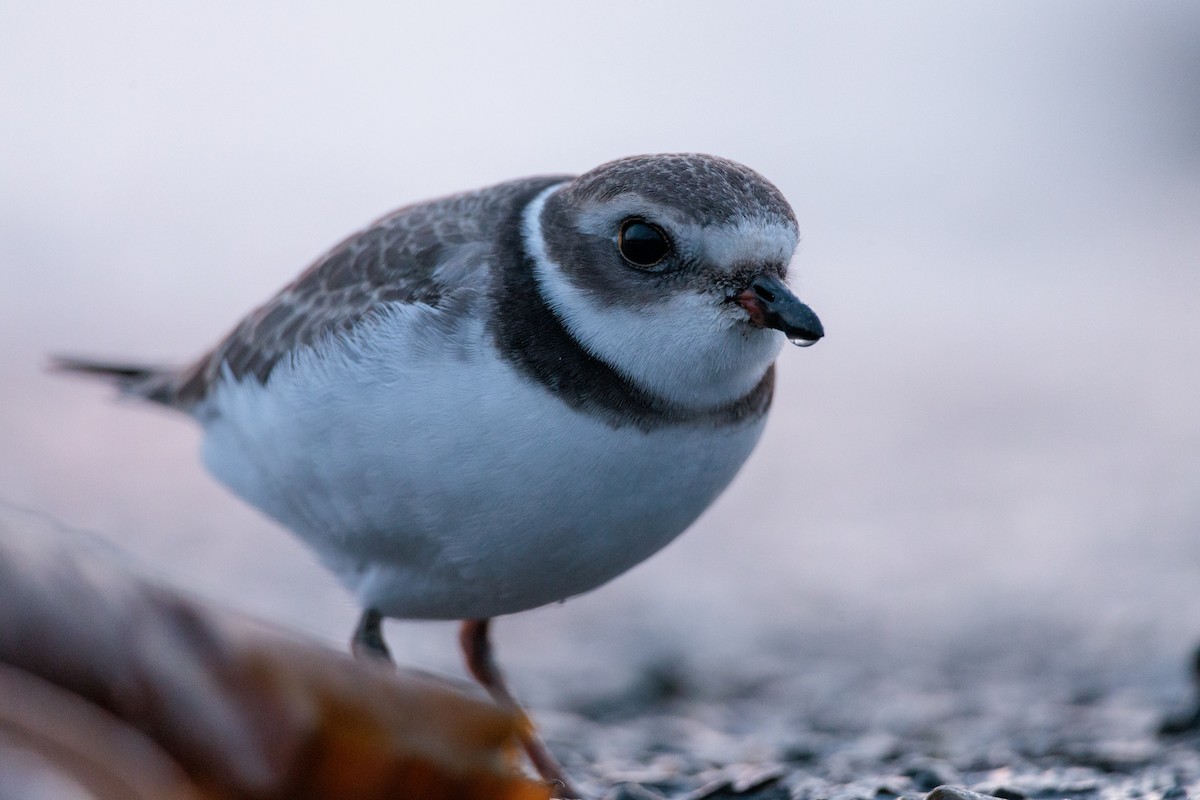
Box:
617 219 670 268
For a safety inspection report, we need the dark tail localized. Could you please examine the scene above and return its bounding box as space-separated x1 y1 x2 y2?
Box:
50 355 180 407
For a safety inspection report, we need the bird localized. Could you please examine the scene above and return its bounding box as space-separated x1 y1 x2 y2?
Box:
56 153 824 797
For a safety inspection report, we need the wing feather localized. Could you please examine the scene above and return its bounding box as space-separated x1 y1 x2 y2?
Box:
159 177 566 409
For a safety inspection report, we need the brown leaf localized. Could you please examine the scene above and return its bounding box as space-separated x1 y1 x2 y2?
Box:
0 512 550 800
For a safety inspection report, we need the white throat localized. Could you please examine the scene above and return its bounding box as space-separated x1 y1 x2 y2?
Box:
522 186 783 410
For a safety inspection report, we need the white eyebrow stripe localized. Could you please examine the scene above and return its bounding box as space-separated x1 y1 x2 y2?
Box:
691 218 798 266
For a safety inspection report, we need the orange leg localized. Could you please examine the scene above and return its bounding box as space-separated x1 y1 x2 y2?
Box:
460 618 580 799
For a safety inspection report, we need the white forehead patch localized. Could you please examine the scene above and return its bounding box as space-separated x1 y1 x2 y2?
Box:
692 217 798 268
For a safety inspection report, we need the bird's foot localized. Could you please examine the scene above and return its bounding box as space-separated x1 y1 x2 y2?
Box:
350 608 394 663
517 718 580 798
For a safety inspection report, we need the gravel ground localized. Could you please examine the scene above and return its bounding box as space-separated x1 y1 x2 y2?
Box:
541 621 1200 800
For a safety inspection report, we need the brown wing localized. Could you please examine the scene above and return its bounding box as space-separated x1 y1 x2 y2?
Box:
152 176 568 410
172 218 452 406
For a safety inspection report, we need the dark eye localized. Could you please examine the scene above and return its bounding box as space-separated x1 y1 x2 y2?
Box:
618 219 670 268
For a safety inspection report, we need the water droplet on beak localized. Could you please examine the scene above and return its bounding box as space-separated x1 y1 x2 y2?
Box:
788 335 818 348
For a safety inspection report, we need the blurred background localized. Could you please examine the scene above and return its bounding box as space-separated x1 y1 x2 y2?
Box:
2 1 1198 714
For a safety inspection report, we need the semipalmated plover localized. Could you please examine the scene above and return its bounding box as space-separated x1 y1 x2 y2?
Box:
57 153 824 797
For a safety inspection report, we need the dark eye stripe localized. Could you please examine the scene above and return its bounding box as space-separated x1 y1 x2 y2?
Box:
618 219 670 268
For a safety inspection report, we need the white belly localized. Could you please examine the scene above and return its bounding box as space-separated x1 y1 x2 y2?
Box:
199 308 767 619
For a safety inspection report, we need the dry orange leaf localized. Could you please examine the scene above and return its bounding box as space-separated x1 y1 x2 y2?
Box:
0 513 551 800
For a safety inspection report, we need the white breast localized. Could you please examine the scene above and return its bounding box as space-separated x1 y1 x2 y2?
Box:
199 301 767 620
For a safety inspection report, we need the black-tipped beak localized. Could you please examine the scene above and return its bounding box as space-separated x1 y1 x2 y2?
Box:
735 274 824 346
